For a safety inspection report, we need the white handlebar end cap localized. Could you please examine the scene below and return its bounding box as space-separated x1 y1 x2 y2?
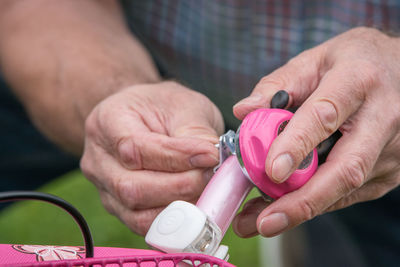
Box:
145 200 207 253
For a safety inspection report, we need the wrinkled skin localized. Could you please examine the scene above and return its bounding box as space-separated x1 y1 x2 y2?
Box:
81 81 224 235
233 27 400 238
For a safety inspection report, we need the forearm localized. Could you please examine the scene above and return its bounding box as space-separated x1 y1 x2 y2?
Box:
0 0 160 155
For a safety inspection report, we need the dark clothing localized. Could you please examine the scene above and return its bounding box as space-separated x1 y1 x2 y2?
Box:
0 77 78 193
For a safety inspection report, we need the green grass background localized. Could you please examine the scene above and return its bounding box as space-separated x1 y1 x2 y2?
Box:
0 170 261 266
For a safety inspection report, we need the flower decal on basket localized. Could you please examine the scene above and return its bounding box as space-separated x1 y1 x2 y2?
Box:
12 245 85 261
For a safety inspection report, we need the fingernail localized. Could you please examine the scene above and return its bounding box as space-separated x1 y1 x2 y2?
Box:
234 212 259 238
190 154 219 168
233 93 264 108
258 213 289 237
271 153 293 183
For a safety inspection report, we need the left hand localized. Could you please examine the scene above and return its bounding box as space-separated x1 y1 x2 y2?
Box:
232 27 400 238
81 81 223 235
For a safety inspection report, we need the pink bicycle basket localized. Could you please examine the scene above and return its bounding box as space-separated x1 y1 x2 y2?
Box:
0 193 235 267
0 244 235 267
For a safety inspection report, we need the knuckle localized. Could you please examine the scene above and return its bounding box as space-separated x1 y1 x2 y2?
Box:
157 141 181 170
350 26 374 35
298 197 320 221
257 72 289 90
287 50 315 67
381 108 400 136
113 177 143 210
80 154 95 181
79 154 89 174
286 56 301 68
382 95 400 133
312 99 339 137
84 111 98 139
338 156 367 192
357 61 381 90
347 27 382 42
286 48 323 83
118 138 142 169
92 101 118 141
192 90 213 107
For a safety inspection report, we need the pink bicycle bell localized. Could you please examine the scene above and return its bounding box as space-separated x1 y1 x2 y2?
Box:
237 108 318 199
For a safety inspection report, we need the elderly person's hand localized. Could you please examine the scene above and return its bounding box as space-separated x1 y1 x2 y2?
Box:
232 27 400 238
80 81 224 235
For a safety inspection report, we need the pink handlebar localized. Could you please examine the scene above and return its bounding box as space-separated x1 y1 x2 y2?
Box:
196 156 252 235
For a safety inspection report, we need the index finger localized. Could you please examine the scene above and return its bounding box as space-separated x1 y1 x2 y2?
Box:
265 64 374 183
86 103 219 172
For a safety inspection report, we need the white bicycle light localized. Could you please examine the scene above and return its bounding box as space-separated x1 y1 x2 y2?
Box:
145 201 222 256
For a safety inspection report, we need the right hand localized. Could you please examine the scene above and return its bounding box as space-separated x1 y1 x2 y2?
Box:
80 81 224 235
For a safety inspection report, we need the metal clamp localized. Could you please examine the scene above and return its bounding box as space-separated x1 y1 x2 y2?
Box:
213 130 237 172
